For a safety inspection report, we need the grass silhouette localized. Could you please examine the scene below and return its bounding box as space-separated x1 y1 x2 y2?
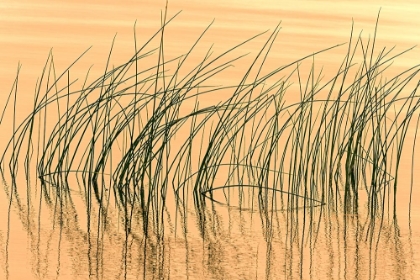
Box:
1 8 419 243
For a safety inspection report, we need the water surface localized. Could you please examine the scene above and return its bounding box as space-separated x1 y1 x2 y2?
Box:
1 1 420 279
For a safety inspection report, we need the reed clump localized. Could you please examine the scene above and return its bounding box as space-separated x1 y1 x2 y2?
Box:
1 11 419 238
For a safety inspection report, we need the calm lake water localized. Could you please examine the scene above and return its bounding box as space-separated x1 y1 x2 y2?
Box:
1 0 420 279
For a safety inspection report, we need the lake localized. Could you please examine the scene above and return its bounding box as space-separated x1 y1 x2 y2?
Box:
1 0 420 279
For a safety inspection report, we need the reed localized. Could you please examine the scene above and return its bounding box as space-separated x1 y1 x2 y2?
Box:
1 9 419 241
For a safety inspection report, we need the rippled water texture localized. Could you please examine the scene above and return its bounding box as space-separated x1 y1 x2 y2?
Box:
1 1 420 279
